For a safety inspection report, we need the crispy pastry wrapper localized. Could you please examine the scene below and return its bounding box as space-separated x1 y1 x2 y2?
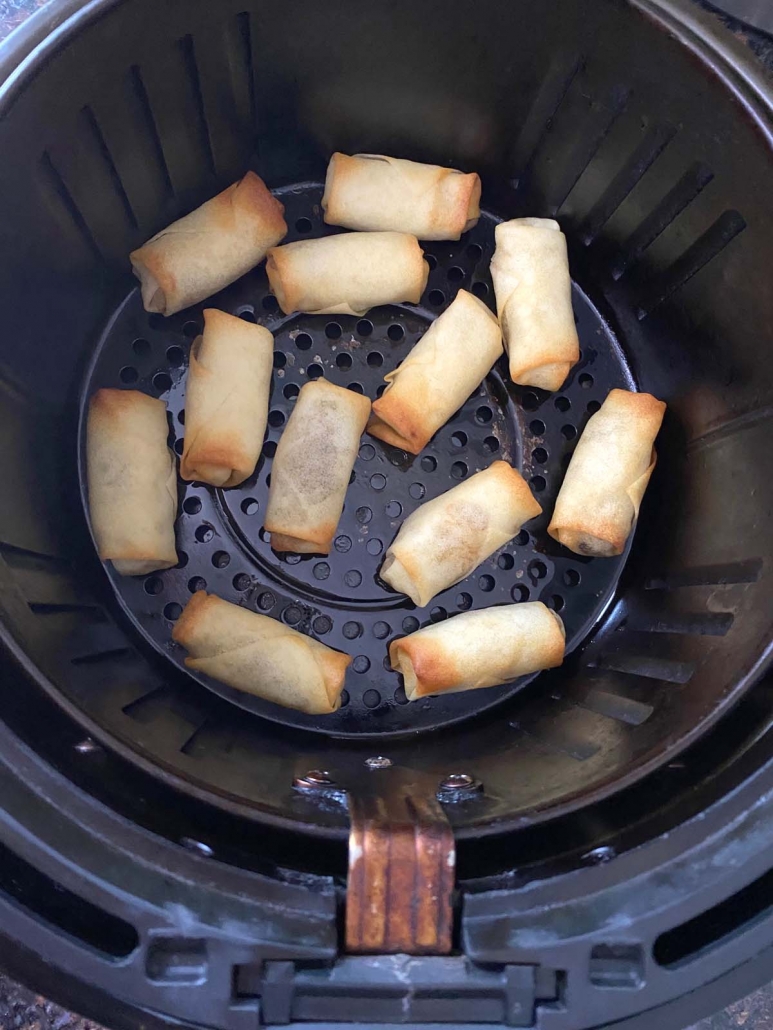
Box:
173 592 350 714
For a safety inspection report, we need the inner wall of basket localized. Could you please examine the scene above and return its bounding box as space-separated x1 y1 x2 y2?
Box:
0 0 772 836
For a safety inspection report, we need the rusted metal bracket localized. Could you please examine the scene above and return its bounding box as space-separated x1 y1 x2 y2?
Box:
346 790 455 954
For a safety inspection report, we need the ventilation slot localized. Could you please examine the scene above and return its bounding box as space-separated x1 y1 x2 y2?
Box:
580 123 676 245
29 602 104 618
626 611 733 637
70 647 132 666
654 864 773 968
580 689 653 726
0 840 138 958
511 52 583 180
637 209 746 318
82 104 138 229
611 161 714 278
38 152 101 261
645 559 763 590
549 85 631 214
129 65 173 198
237 11 257 132
596 653 694 684
179 34 216 177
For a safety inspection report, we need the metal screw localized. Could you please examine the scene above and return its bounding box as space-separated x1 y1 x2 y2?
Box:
583 845 616 864
180 837 214 857
294 769 337 791
437 773 482 798
365 756 392 770
74 738 99 754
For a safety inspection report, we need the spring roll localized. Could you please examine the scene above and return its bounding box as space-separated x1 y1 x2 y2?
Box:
322 152 481 240
381 462 541 606
87 389 177 576
548 388 666 557
367 289 503 454
266 231 429 316
173 592 350 714
490 217 580 391
390 602 565 700
180 309 274 488
130 172 287 317
264 379 371 553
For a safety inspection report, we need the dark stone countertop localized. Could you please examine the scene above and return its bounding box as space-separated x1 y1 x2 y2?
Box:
0 0 771 1028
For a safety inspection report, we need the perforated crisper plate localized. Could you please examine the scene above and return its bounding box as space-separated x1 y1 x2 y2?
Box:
79 183 634 738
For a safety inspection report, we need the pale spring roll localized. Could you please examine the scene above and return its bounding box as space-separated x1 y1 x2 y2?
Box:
368 289 503 454
548 388 666 557
173 592 350 714
130 172 287 317
264 380 371 553
87 389 177 576
381 462 541 607
322 152 481 240
266 231 429 316
490 218 580 392
180 309 274 488
390 602 565 700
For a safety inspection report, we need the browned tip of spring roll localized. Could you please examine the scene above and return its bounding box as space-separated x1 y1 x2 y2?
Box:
322 152 481 240
264 379 372 554
389 602 565 700
173 591 351 714
130 172 287 317
180 308 274 488
548 388 666 557
367 289 503 454
265 231 429 316
87 388 178 576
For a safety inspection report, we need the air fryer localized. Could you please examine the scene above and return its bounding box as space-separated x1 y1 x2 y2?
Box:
1 0 773 1028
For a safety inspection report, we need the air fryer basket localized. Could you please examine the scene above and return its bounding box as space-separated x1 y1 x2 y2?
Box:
1 0 773 1027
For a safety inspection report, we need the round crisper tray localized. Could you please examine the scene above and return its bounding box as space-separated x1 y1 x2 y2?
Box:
79 182 633 738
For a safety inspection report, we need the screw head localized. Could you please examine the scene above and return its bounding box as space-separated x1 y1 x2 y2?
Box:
365 756 392 770
294 769 337 790
75 738 99 754
438 773 482 797
583 845 616 864
180 837 214 857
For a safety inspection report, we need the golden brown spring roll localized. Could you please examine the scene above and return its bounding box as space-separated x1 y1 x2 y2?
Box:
367 289 502 454
266 231 429 316
130 172 287 317
390 602 565 700
322 152 481 240
490 217 580 391
548 389 666 557
87 389 177 576
173 592 350 714
381 462 541 606
264 380 371 553
180 309 274 488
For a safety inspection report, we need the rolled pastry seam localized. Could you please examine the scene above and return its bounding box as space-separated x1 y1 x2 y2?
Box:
266 231 429 316
381 462 541 606
490 217 580 391
322 152 481 240
264 379 371 553
181 309 274 488
368 289 503 454
173 592 350 714
390 602 565 700
87 389 177 576
548 388 666 557
130 172 287 317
